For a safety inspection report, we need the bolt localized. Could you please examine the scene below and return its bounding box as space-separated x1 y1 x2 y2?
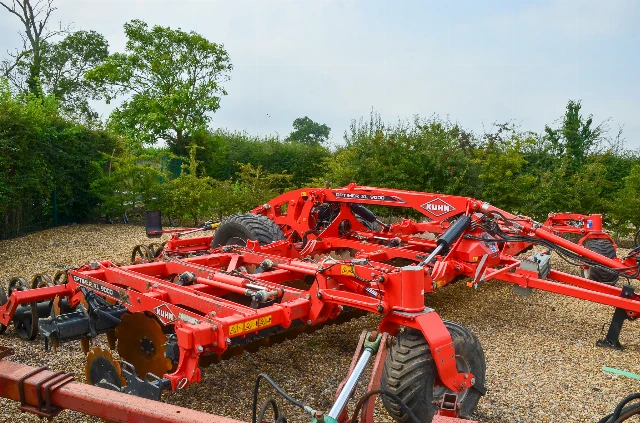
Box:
213 342 217 347
197 346 203 352
432 282 437 290
441 359 444 363
213 324 218 331
436 348 440 354
307 320 312 325
305 294 311 300
471 377 476 385
451 355 455 359
136 298 141 303
225 338 231 345
464 374 468 379
210 311 216 317
377 304 384 313
317 292 322 299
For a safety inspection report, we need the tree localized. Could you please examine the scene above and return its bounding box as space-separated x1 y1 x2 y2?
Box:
8 30 109 122
544 100 605 172
39 31 109 122
287 116 330 146
0 0 69 96
86 19 233 152
611 164 640 233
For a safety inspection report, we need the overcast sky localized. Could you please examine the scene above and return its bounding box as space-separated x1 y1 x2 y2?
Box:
1 0 639 149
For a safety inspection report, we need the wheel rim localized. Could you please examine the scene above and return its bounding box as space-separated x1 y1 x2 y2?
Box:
225 236 247 246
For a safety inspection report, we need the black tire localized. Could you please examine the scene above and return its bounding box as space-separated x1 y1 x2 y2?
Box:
381 321 486 422
211 214 284 247
0 284 7 335
582 238 619 285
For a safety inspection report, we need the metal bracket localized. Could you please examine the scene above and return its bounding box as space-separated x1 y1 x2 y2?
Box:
121 361 172 401
17 366 75 419
597 284 635 350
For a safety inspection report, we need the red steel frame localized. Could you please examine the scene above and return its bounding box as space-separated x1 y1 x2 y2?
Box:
1 184 639 416
0 347 243 423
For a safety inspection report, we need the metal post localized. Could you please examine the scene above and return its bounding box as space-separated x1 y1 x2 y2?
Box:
328 348 373 419
418 244 444 267
328 332 382 420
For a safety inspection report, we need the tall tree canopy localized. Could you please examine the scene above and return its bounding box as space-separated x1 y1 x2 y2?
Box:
287 116 331 145
86 19 233 152
38 30 109 122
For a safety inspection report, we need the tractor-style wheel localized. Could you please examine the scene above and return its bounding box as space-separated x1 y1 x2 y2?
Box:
211 214 284 247
381 321 486 422
0 285 7 335
581 238 619 285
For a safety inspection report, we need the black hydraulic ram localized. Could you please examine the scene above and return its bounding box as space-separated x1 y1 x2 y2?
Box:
418 214 472 266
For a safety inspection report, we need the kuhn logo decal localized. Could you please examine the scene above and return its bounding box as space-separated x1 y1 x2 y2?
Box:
421 199 455 217
153 304 177 324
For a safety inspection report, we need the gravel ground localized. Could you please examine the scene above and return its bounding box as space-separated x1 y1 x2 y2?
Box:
0 224 639 422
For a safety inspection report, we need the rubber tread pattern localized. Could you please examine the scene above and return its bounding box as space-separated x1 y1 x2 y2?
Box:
212 214 285 247
583 238 619 285
380 321 486 423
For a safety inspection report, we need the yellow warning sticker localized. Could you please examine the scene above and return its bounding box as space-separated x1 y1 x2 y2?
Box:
340 265 355 277
230 315 273 336
229 323 243 336
244 319 258 331
259 315 272 327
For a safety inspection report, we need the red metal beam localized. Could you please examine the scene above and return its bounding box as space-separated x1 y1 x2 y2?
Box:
0 359 245 423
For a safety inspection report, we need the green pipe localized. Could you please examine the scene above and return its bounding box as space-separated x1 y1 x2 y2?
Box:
603 366 640 381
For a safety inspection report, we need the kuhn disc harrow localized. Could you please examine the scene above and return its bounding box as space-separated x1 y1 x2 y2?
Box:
0 184 639 423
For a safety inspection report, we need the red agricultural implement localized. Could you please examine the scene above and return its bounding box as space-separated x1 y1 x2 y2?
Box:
1 184 639 423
